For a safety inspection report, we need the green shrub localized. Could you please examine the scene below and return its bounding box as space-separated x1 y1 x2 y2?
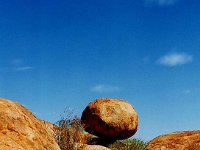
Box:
108 138 147 150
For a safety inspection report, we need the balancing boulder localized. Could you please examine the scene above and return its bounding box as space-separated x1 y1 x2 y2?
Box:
81 98 138 139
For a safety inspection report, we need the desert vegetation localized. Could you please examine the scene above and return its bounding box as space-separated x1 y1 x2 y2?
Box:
54 108 85 150
108 139 147 150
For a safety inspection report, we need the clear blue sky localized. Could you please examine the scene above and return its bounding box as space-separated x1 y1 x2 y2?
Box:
0 0 200 141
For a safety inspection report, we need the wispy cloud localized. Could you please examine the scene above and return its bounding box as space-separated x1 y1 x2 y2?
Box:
157 52 193 67
90 84 120 93
11 59 33 71
13 66 33 71
144 0 179 6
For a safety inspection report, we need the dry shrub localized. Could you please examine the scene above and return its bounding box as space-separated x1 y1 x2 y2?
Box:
54 108 84 150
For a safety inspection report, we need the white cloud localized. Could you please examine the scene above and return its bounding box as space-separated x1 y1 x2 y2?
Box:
90 84 120 93
145 0 179 6
13 66 33 71
157 52 192 66
184 90 191 94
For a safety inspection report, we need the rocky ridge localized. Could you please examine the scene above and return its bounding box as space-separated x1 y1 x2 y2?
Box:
0 98 60 150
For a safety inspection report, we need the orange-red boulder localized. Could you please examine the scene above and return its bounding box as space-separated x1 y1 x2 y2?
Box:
81 98 138 139
0 98 60 150
145 130 200 150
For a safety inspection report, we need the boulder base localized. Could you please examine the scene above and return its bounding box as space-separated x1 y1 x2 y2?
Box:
81 98 138 139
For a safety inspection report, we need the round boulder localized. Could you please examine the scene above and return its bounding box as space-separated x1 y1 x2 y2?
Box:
81 98 138 139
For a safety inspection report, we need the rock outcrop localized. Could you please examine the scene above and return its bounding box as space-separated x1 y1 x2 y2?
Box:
81 98 138 139
145 130 200 150
0 98 60 150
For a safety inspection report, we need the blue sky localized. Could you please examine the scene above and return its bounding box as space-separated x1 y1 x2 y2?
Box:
0 0 200 141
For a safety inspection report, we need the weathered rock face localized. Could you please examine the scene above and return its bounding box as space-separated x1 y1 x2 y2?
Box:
145 130 200 150
0 98 60 150
76 143 111 150
81 98 138 139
